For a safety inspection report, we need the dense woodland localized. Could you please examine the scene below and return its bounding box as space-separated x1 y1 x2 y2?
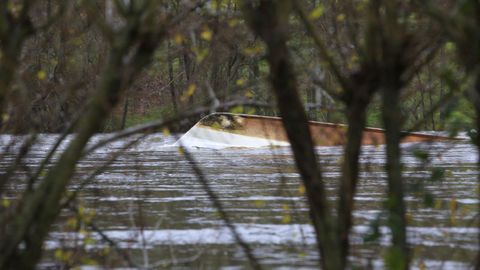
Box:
0 0 480 269
0 0 473 134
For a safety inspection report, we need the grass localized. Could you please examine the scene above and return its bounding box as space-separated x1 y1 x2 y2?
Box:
124 105 175 128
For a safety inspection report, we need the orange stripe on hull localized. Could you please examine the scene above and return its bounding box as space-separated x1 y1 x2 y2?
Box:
198 113 456 146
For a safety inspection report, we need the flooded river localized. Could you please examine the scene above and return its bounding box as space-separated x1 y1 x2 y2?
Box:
1 134 479 269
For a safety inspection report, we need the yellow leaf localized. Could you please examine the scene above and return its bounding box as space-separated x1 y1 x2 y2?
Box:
1 198 10 208
449 198 457 213
162 127 171 136
78 206 85 216
282 214 292 223
55 249 73 262
211 122 222 130
298 184 306 195
173 33 184 44
309 5 325 20
37 70 47 80
460 205 470 217
1 113 8 122
84 236 96 245
200 27 213 41
54 249 63 260
209 1 218 10
181 84 197 102
350 54 359 63
405 213 413 224
434 198 442 209
336 13 346 22
243 47 255 55
246 108 256 115
254 200 265 208
102 247 111 255
82 258 98 265
229 105 244 114
236 78 246 86
244 89 254 98
228 18 240 27
450 214 457 225
282 203 290 211
243 44 264 56
418 261 426 270
66 217 78 229
187 84 196 96
193 47 209 63
86 209 96 220
178 147 185 156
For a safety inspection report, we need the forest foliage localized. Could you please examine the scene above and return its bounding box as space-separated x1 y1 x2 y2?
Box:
0 0 473 134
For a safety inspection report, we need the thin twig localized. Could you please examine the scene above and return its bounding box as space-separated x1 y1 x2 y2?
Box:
178 142 262 270
293 0 350 93
0 134 37 195
402 83 465 136
68 205 139 268
62 137 143 209
83 100 271 156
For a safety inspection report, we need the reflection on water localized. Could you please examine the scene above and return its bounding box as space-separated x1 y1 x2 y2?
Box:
1 134 479 269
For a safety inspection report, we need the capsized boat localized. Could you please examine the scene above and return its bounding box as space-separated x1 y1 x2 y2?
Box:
174 113 457 148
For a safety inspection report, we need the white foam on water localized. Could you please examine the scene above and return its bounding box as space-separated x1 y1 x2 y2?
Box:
173 125 290 149
46 224 480 249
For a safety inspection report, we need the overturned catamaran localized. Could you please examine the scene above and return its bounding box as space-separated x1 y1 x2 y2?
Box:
175 113 455 148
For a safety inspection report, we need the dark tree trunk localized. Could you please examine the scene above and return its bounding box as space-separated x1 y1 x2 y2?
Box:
337 99 369 267
167 41 178 114
474 74 480 270
336 68 378 268
382 83 409 270
0 11 165 268
243 1 342 269
0 4 33 129
120 96 129 130
183 47 191 82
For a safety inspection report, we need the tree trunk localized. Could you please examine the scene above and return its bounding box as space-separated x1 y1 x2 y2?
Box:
382 84 409 270
0 17 33 128
0 14 164 269
120 96 129 130
167 41 178 114
474 74 480 270
337 99 369 268
0 45 127 269
242 1 342 269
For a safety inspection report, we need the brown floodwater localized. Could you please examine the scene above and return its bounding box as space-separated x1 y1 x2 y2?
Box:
1 134 478 269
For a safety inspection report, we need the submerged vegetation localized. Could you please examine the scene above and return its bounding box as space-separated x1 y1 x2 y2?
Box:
0 0 479 269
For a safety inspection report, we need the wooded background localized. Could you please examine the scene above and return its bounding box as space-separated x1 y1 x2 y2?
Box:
0 0 473 134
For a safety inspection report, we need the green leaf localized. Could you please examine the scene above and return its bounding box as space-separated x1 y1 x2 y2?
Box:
309 5 325 20
430 168 445 182
229 106 244 114
423 192 434 207
444 42 456 52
